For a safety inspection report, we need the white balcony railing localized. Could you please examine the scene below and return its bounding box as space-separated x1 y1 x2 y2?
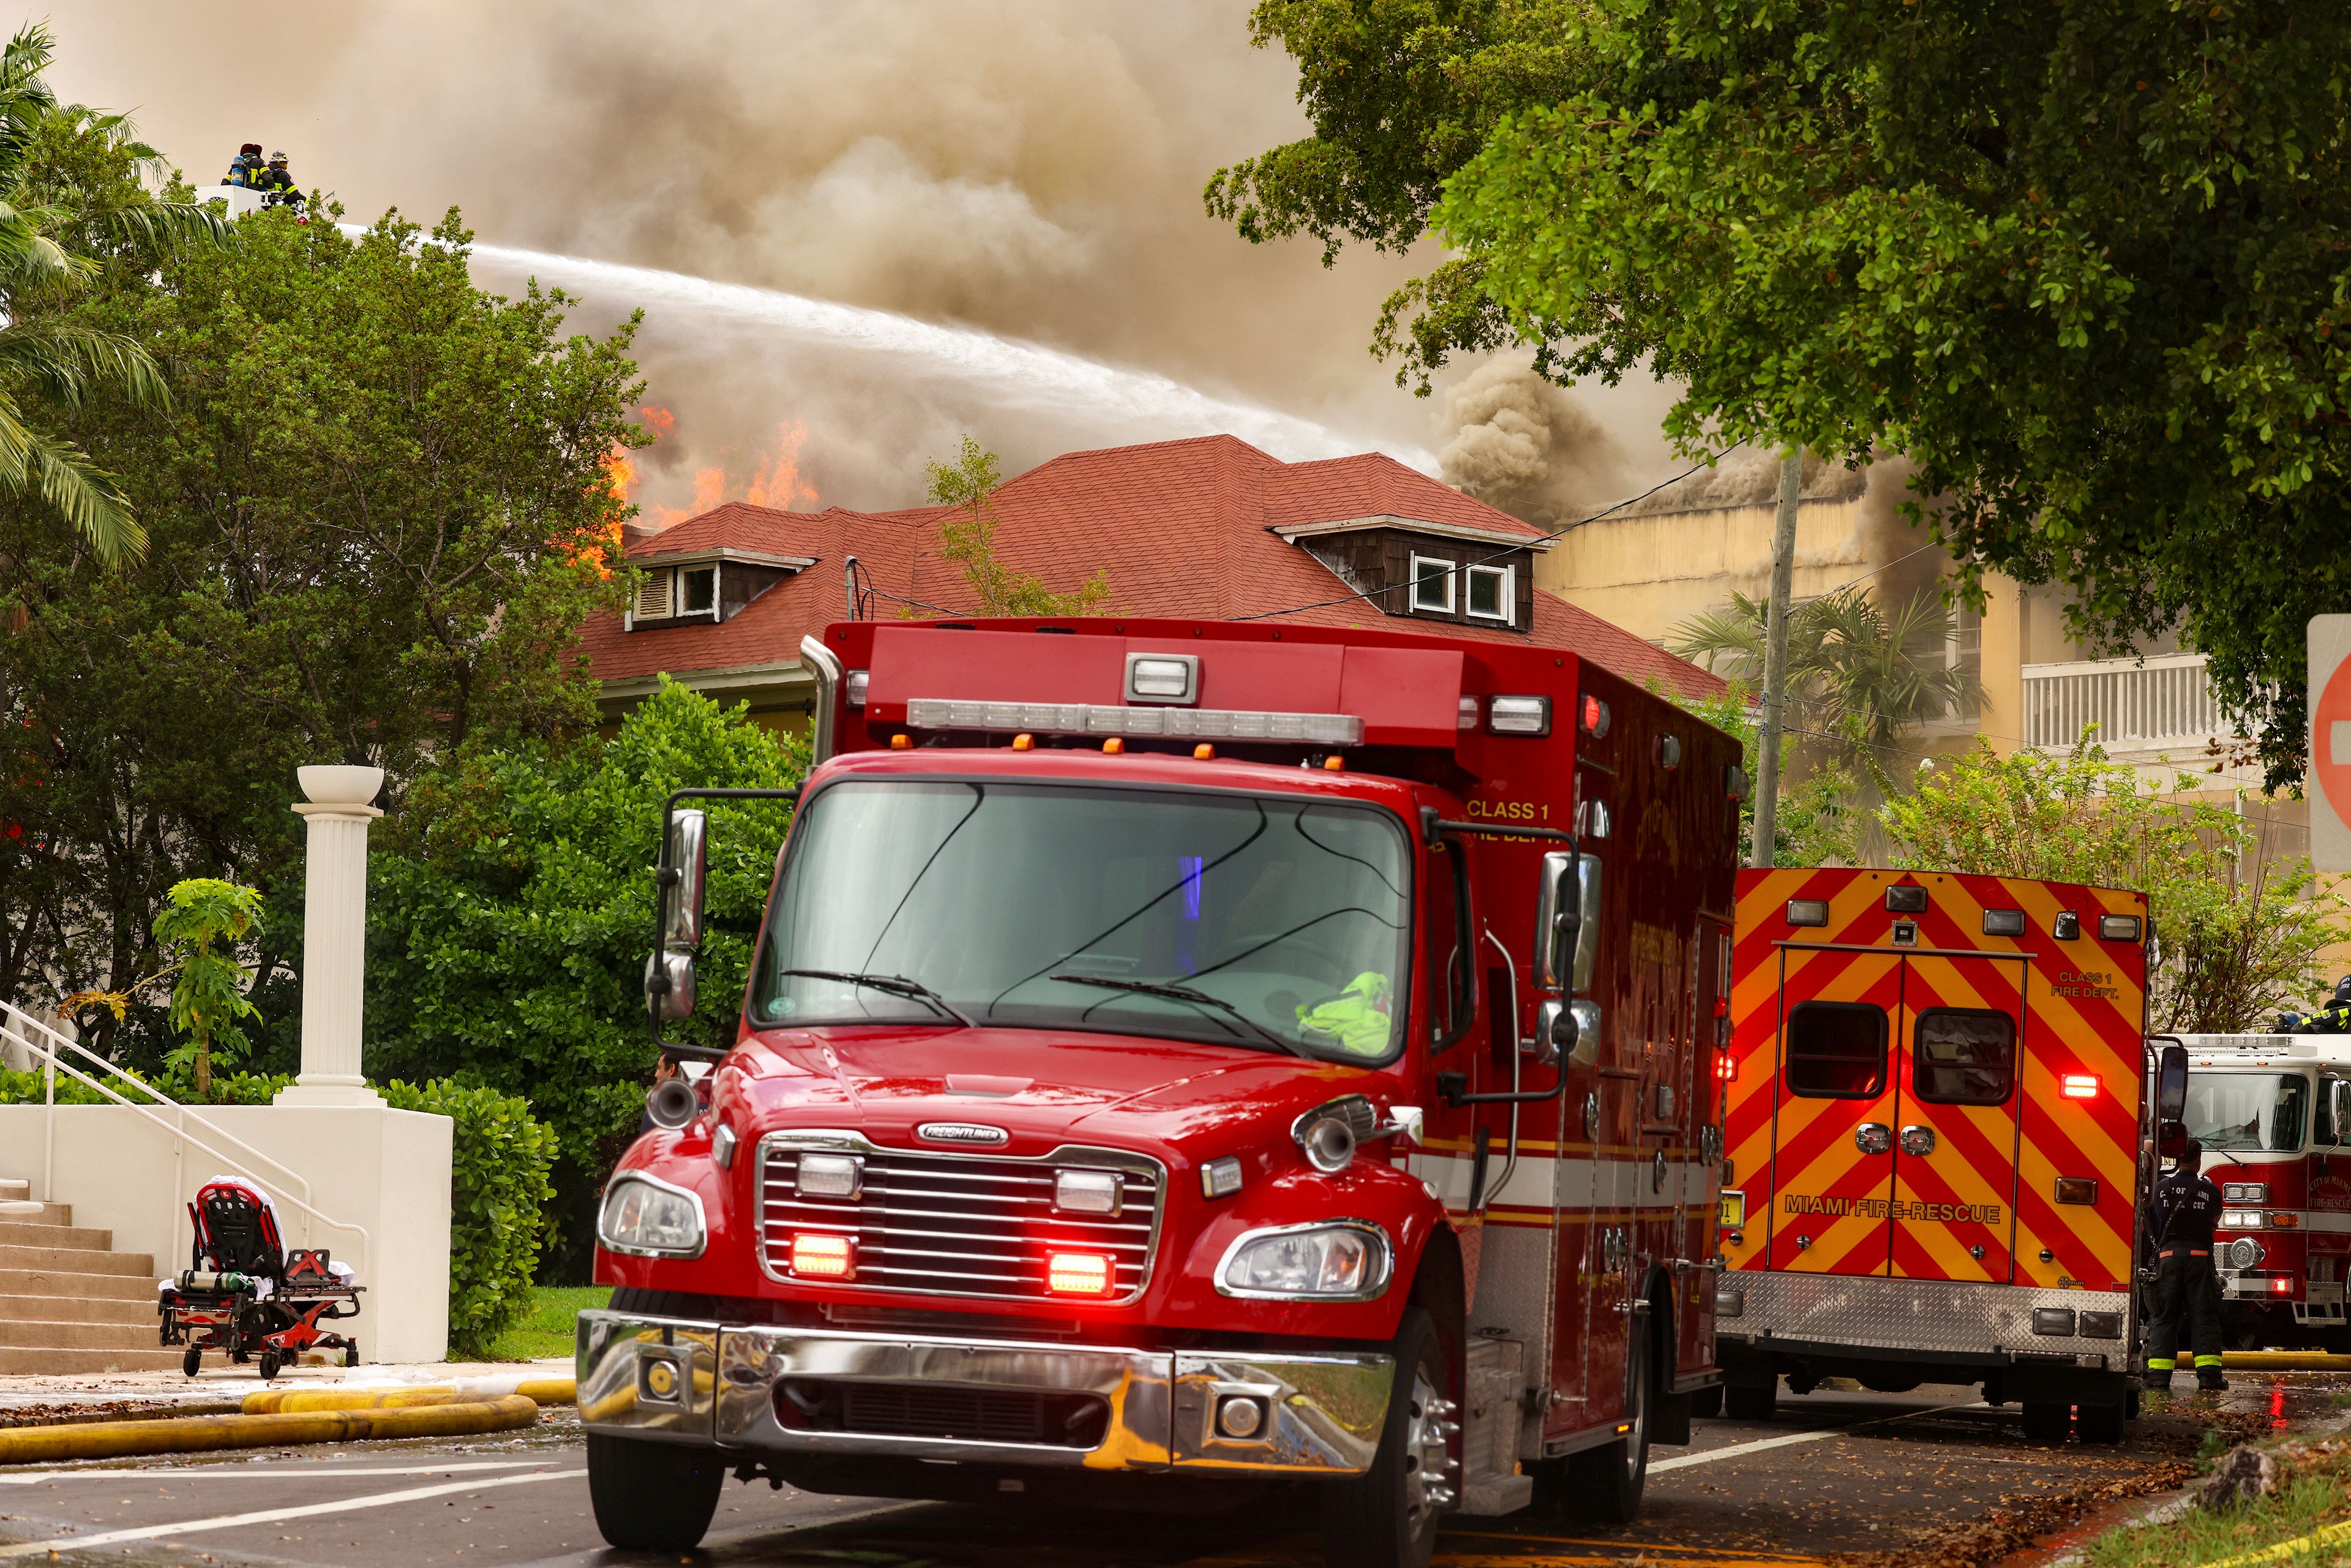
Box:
2020 651 2223 752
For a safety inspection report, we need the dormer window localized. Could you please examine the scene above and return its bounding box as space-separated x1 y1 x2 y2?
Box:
1465 563 1513 622
624 548 815 631
1410 555 1456 614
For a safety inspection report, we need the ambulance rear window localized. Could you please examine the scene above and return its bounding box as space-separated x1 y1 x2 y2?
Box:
1911 1009 2017 1105
1785 1002 1888 1098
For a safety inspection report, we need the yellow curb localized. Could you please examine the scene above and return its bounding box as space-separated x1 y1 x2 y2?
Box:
2219 1351 2351 1371
242 1378 576 1415
0 1395 538 1466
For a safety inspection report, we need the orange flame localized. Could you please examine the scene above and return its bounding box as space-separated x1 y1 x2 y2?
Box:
612 413 817 530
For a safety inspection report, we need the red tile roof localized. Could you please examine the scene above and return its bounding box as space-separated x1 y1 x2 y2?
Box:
584 435 1722 701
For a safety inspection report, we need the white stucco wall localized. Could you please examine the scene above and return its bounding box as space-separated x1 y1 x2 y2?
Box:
0 1103 452 1364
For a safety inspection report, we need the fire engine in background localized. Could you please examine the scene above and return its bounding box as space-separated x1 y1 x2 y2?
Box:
2174 1033 2351 1348
576 617 1743 1568
1717 868 2166 1444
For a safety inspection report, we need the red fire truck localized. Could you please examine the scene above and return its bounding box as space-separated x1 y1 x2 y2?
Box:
1717 868 2167 1442
2175 1033 2351 1348
576 617 1743 1567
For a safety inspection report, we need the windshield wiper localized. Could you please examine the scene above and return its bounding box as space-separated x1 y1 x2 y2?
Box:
1048 973 1312 1059
778 969 975 1028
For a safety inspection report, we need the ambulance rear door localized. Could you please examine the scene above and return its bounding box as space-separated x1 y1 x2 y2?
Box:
1888 951 2027 1283
1766 944 1905 1275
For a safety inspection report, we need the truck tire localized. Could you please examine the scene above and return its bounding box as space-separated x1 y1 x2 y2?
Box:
2076 1401 2124 1445
1322 1306 1450 1568
1565 1315 1650 1523
1690 1384 1724 1418
587 1432 726 1551
2020 1402 2071 1444
1723 1379 1777 1420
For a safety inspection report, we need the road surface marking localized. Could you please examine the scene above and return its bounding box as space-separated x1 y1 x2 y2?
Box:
1650 1400 1981 1474
0 1467 581 1558
0 1458 558 1485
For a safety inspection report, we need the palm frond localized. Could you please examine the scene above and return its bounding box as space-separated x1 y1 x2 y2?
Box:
0 398 143 564
0 318 171 411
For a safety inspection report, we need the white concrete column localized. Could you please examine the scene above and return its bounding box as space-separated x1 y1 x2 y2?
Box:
276 765 387 1108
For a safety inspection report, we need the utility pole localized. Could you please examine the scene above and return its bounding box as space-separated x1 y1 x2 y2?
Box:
1750 450 1802 868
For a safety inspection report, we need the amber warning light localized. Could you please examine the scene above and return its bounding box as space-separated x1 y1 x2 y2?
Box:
1047 1251 1115 1296
790 1233 855 1279
2061 1075 2099 1100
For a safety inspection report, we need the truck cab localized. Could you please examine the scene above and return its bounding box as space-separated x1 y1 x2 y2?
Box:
577 618 1742 1567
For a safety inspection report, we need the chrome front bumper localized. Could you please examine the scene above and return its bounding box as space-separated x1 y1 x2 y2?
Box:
577 1309 1393 1477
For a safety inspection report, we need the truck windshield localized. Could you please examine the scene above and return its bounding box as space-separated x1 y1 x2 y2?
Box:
2184 1071 2308 1153
750 780 1412 1061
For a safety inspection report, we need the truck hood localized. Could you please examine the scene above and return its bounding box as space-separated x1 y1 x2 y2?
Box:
732 1024 1393 1157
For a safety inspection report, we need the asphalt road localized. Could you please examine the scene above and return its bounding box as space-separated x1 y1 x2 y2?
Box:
0 1382 2306 1568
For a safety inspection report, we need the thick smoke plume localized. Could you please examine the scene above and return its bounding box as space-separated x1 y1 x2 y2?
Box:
1436 361 1637 528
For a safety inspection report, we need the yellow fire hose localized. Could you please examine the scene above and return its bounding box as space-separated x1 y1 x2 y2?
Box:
0 1394 539 1466
2219 1351 2351 1371
242 1377 576 1415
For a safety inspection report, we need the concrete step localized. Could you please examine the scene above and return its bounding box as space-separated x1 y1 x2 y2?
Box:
0 1243 152 1278
0 1318 159 1351
0 1179 26 1202
0 1266 159 1301
0 1345 185 1375
0 1291 154 1326
0 1220 112 1251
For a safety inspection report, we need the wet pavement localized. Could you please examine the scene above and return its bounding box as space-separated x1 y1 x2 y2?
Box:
0 1376 2333 1567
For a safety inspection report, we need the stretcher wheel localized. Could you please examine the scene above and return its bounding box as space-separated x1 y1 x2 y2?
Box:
182 1348 201 1379
344 1345 359 1368
258 1348 282 1381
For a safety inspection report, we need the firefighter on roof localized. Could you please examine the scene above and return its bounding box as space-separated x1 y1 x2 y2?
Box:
2143 1136 2228 1392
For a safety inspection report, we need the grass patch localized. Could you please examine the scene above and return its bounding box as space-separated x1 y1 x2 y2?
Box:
2082 1444 2351 1567
473 1285 611 1363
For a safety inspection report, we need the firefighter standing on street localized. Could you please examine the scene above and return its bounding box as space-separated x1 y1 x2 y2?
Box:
2143 1136 2229 1392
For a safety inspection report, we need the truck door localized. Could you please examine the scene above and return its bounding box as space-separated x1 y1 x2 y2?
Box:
1888 953 2026 1283
1768 946 1903 1275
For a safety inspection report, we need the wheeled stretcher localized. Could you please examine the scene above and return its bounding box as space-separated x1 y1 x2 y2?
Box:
157 1177 362 1379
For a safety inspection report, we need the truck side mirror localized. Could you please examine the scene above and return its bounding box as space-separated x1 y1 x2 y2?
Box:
1534 852 1577 991
661 809 708 948
2155 1043 2188 1122
2156 1117 2186 1161
2333 1080 2351 1147
1571 855 1603 995
645 950 697 1022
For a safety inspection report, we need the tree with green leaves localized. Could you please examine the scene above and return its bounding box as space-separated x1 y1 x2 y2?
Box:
0 155 645 1067
925 436 1108 617
1673 683 1855 869
1210 1 2351 786
365 679 804 1278
0 23 222 563
1881 739 2341 1032
149 878 263 1100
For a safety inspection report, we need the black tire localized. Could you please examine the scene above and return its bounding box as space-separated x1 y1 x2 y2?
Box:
587 1432 727 1551
182 1347 201 1379
2020 1401 2070 1443
2076 1401 2124 1444
258 1348 280 1381
1723 1379 1777 1421
1690 1384 1724 1419
1321 1306 1450 1568
1565 1317 1651 1524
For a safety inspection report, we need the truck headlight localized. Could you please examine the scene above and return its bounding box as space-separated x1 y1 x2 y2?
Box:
599 1173 706 1258
1217 1221 1390 1300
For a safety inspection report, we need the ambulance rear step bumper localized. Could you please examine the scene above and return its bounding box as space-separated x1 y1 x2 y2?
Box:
1714 1270 2132 1367
577 1309 1393 1477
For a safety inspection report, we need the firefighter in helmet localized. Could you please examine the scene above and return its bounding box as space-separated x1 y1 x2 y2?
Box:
254 151 302 213
222 142 263 187
2303 977 2351 1034
2143 1136 2228 1392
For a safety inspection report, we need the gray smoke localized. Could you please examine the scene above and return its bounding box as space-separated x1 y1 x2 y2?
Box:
1436 361 1637 527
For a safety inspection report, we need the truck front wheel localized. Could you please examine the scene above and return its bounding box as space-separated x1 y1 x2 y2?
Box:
1322 1306 1451 1568
587 1433 726 1550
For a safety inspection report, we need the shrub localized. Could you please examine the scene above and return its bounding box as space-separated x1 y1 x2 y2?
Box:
382 1078 558 1359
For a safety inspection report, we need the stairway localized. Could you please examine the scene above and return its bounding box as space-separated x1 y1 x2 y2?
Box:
0 1176 179 1374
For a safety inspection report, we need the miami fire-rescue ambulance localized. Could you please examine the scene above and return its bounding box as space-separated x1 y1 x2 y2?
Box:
576 617 1742 1568
1717 868 2150 1441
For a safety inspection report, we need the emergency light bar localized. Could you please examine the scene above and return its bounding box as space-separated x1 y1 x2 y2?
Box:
903 697 1364 747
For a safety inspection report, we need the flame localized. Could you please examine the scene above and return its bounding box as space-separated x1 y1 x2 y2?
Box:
616 415 816 529
744 421 818 510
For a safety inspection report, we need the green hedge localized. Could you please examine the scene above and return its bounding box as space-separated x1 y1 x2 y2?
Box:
382 1079 558 1359
0 1068 555 1360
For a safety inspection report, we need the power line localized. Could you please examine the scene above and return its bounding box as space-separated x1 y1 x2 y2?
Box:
1232 441 1749 623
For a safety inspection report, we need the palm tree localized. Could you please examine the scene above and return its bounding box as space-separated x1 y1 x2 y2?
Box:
0 23 223 565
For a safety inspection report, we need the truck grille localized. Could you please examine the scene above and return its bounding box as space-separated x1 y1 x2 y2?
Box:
759 1141 1162 1303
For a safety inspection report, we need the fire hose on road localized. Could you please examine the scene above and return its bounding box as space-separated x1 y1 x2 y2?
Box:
0 1394 541 1466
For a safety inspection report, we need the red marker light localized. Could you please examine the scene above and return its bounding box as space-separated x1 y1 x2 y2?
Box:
2274 1277 2293 1295
1046 1251 1115 1296
2061 1075 2098 1100
1580 694 1611 738
790 1233 855 1279
1715 1054 1736 1081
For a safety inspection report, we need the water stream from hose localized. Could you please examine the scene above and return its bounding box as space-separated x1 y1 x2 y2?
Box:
458 241 1436 471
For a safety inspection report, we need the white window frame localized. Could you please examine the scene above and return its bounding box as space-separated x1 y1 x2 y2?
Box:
1464 563 1514 623
680 563 720 617
1409 553 1457 614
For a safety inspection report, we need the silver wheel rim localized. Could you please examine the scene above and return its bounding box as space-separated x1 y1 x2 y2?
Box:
1401 1364 1456 1530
